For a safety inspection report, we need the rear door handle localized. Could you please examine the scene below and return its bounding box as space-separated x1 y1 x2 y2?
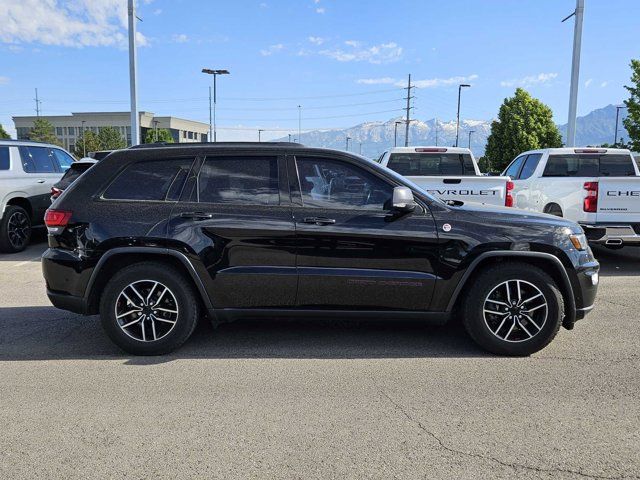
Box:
37 179 46 184
180 212 213 220
302 217 336 225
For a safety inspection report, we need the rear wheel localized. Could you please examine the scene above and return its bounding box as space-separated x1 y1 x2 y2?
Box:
99 262 199 355
0 205 32 253
462 263 563 356
544 204 563 217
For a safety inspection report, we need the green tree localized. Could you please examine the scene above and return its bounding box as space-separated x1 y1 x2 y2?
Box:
27 118 62 146
623 59 640 152
0 124 10 139
73 130 101 158
97 126 127 150
485 88 563 171
144 128 174 144
477 156 493 173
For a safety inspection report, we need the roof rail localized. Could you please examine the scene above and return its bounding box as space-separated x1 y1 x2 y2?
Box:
0 138 57 145
129 141 304 149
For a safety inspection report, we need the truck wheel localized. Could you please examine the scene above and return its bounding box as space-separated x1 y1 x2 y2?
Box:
462 263 563 356
99 262 199 355
0 205 32 253
544 204 563 217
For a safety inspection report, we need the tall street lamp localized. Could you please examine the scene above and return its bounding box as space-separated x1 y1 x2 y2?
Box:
258 129 264 142
468 130 475 149
297 105 302 143
202 68 230 142
455 83 471 147
346 136 351 151
81 120 86 157
614 105 627 146
394 121 403 147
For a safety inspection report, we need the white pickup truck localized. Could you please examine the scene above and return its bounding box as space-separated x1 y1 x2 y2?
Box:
377 147 514 207
503 147 640 248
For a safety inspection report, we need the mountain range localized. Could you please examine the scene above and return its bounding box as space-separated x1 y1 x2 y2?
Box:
276 104 630 159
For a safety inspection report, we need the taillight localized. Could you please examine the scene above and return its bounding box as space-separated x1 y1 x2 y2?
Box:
583 181 599 213
505 180 514 207
44 209 72 227
51 187 62 198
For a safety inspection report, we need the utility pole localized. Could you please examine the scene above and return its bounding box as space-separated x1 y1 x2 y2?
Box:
208 86 212 141
258 129 264 142
346 136 351 151
455 84 471 147
298 105 302 143
404 74 413 147
614 106 627 146
128 0 139 146
563 0 584 147
288 134 292 142
468 130 475 149
34 88 41 117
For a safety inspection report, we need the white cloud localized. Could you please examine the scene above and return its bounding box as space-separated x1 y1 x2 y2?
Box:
259 2 268 7
356 77 397 85
308 36 325 45
356 74 478 88
0 76 9 85
172 33 189 43
316 7 325 13
584 78 593 88
344 40 361 47
500 72 558 88
320 42 402 64
260 43 284 56
0 0 150 48
153 8 162 15
601 81 608 87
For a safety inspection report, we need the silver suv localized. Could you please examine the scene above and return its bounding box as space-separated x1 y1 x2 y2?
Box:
0 139 75 252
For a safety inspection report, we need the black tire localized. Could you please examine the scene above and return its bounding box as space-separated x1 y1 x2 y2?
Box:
0 205 32 253
462 262 564 356
544 204 563 217
99 262 199 355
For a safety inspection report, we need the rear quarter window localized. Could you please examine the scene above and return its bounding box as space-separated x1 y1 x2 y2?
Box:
102 158 194 201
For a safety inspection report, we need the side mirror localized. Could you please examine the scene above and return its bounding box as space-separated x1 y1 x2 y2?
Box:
391 186 416 212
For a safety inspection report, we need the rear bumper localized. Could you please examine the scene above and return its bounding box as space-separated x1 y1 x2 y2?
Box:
581 223 640 246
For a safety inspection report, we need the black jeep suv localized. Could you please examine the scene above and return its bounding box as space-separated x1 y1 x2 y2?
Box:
42 143 599 356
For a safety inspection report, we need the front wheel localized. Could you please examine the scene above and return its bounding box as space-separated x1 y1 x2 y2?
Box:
462 263 564 356
99 262 200 355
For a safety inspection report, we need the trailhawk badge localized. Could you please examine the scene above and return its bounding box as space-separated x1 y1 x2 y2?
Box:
442 223 452 232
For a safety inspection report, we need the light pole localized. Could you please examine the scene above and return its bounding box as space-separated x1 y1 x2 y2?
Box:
394 121 403 147
297 105 302 143
202 68 230 142
455 84 471 147
468 130 475 149
346 136 351 151
614 106 627 146
288 134 291 142
127 0 139 146
81 120 86 157
434 118 438 146
359 142 362 155
563 0 584 147
153 120 159 142
258 129 264 142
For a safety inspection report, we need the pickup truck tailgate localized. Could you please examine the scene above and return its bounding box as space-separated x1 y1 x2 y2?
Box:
407 176 509 206
597 177 640 221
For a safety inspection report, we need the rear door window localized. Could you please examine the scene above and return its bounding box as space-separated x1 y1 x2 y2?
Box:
196 156 279 205
387 153 475 176
518 154 542 179
18 146 57 174
0 146 9 170
103 159 194 201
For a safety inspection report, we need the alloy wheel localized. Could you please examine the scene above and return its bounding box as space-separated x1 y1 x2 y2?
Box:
7 211 30 250
114 280 179 342
482 280 548 343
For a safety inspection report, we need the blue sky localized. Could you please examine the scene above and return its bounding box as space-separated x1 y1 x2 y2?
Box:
1 0 639 140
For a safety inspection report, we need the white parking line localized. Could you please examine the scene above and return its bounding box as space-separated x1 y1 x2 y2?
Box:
12 257 42 268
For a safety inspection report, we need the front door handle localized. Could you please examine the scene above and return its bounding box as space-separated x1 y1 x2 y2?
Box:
180 211 213 220
302 217 336 225
37 179 46 184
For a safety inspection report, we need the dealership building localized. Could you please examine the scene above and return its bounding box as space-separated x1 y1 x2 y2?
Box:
13 111 209 152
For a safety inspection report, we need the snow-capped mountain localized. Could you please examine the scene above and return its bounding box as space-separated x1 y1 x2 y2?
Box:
274 104 631 159
276 117 492 159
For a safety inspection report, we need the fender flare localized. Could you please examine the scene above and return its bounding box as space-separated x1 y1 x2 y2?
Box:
446 250 576 325
1 191 32 216
84 246 213 310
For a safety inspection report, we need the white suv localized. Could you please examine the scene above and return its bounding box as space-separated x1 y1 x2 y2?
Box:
503 148 640 248
0 140 75 252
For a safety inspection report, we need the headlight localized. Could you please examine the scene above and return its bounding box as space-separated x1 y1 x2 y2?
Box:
569 233 588 250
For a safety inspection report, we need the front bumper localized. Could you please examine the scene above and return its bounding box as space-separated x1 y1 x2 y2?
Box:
47 289 88 314
581 223 640 246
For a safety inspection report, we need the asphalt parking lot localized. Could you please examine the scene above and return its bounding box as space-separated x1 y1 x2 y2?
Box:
1 233 639 479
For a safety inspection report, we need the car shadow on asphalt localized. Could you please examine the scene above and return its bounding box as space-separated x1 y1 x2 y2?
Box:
591 245 640 276
0 306 489 363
